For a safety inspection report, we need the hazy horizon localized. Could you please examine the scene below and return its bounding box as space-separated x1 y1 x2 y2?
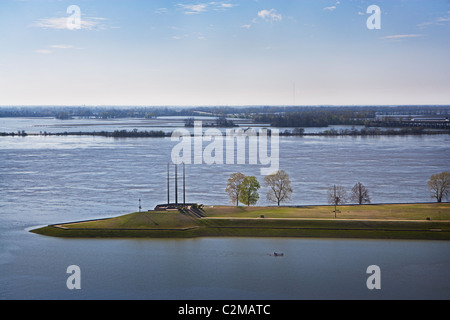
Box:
1 104 450 108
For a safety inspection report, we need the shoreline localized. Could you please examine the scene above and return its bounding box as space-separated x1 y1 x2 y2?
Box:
30 203 450 241
2 128 450 138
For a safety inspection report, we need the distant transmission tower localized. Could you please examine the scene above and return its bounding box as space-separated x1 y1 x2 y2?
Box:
293 82 296 106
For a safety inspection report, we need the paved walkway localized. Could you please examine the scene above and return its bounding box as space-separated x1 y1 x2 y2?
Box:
202 217 450 222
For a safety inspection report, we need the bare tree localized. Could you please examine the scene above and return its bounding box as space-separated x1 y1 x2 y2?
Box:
225 172 246 206
328 185 347 218
264 170 293 206
428 172 450 203
351 182 371 205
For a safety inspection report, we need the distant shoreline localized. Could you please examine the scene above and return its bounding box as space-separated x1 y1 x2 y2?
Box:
2 127 450 138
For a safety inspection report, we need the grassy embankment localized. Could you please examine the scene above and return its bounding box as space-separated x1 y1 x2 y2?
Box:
30 203 450 240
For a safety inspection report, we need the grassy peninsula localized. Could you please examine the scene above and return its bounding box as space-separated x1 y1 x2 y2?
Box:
30 203 450 240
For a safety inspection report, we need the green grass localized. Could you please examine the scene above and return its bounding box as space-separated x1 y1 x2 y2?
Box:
62 211 199 230
30 203 450 240
204 203 450 220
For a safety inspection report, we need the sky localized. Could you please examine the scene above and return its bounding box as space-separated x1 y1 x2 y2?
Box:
0 0 449 106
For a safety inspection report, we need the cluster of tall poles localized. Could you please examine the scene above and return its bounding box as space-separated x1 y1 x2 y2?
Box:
167 163 186 207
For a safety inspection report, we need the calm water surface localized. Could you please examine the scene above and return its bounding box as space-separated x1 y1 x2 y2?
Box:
1 118 449 300
2 235 449 300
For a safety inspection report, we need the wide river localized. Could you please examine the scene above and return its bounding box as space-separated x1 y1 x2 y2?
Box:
0 117 449 300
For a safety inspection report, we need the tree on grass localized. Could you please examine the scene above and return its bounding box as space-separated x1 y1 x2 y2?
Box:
428 172 450 203
328 185 347 218
226 172 246 206
264 170 293 206
350 182 371 205
238 176 261 206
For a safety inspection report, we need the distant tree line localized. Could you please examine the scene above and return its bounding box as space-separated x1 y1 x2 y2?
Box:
3 126 448 138
184 116 237 128
0 106 198 119
276 127 449 136
109 129 167 138
2 106 449 123
1 129 168 138
55 112 72 120
253 109 374 127
320 127 429 136
0 130 28 137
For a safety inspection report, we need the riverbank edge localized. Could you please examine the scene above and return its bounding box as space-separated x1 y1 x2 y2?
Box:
29 204 450 241
3 128 450 138
30 224 450 241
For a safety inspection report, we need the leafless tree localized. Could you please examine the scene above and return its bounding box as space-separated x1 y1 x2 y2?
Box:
264 170 293 206
428 172 450 203
328 185 347 218
351 182 371 205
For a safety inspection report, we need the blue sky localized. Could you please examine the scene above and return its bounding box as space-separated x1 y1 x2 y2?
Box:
0 0 449 106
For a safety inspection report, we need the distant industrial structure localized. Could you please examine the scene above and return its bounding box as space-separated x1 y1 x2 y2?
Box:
368 116 450 129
